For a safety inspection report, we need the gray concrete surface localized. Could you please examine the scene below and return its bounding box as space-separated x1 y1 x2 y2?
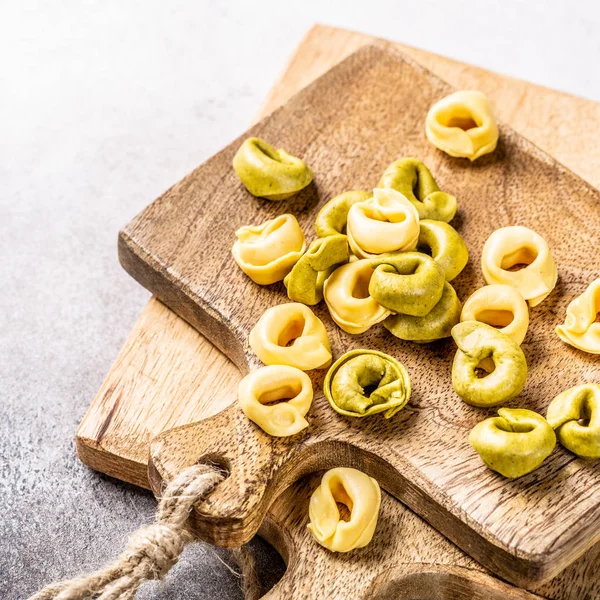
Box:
1 1 599 598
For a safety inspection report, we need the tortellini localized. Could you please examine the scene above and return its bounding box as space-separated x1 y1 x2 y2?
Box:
451 321 527 407
481 226 557 307
556 278 600 354
469 408 556 478
249 303 332 370
238 365 313 437
346 188 420 258
368 252 445 317
307 467 381 552
384 281 462 343
323 260 390 334
378 157 457 222
546 384 600 458
283 234 349 305
461 284 529 345
324 349 411 418
232 214 306 285
315 190 371 237
233 137 313 200
425 90 499 161
417 220 468 281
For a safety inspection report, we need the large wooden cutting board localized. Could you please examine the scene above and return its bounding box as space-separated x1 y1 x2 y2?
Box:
76 26 600 599
115 38 600 588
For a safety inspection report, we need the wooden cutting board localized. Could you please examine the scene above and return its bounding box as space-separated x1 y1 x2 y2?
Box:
76 25 600 599
116 40 600 587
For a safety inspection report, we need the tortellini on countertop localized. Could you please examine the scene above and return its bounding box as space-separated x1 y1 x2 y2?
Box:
238 365 313 437
425 90 499 161
469 408 556 478
249 303 332 370
233 137 313 200
546 384 600 458
418 219 468 281
232 213 305 285
346 188 420 258
481 226 557 307
451 321 527 407
556 278 600 354
308 467 381 552
324 349 411 418
378 158 457 223
323 260 390 334
315 190 371 238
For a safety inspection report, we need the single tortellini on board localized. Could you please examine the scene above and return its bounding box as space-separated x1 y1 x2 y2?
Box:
315 190 371 238
378 158 457 223
238 365 313 437
346 188 420 259
368 252 445 317
461 284 529 346
469 408 556 478
481 226 557 307
451 321 527 407
323 260 391 334
249 303 332 370
417 220 468 281
232 214 306 285
233 137 313 200
425 90 499 161
308 467 381 552
556 278 600 354
324 349 411 418
284 234 349 305
546 384 600 458
384 281 462 343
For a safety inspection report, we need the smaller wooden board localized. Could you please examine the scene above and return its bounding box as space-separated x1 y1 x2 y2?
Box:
118 42 600 588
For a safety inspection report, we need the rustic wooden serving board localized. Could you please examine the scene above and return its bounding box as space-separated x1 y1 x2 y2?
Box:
76 25 600 599
114 38 600 588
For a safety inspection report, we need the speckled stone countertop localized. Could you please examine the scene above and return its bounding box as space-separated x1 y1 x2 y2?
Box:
2 1 599 597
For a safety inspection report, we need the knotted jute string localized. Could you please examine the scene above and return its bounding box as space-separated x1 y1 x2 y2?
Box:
29 464 261 600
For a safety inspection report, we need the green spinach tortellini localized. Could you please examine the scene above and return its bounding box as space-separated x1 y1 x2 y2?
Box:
315 190 371 237
378 157 457 222
418 220 468 281
284 234 349 305
324 349 411 419
451 321 527 407
233 137 313 200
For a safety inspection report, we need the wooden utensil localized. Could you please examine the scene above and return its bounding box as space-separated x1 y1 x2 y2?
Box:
115 40 600 588
77 26 600 599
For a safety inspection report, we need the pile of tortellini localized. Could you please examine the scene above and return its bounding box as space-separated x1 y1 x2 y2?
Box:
231 91 600 504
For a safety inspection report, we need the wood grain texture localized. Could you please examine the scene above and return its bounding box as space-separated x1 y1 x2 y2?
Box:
75 25 600 599
118 41 600 587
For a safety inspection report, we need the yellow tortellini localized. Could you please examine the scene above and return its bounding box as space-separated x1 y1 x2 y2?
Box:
323 260 390 334
283 234 349 305
546 384 600 458
368 252 445 317
461 284 529 346
417 220 468 281
556 278 600 354
469 408 556 478
378 158 457 223
425 90 499 161
481 226 557 307
452 321 527 407
324 349 411 418
384 281 462 343
232 214 305 285
238 365 313 437
346 188 420 258
315 190 371 237
308 467 381 552
249 303 332 370
233 137 313 200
